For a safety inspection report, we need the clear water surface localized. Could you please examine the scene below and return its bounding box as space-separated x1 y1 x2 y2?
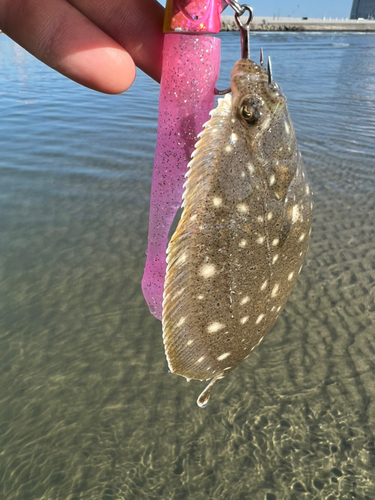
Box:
0 31 374 500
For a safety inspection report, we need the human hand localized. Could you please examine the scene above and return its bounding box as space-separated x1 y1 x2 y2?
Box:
0 0 164 94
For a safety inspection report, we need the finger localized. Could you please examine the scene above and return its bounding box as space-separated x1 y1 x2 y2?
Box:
67 0 165 83
0 0 137 94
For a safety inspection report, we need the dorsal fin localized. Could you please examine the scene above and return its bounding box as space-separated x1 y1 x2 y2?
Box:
162 95 232 378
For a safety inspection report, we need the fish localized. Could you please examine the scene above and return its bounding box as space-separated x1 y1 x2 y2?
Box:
162 56 313 408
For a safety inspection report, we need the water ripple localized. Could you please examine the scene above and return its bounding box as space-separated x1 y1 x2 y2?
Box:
0 31 375 500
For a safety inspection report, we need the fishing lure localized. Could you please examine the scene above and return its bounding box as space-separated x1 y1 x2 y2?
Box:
142 0 222 320
162 4 313 407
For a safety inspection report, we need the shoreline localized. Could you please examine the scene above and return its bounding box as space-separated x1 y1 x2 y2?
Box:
221 15 375 32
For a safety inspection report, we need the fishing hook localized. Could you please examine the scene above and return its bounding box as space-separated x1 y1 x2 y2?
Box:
214 2 253 95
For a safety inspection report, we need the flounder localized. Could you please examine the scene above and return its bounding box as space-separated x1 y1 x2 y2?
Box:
162 57 313 407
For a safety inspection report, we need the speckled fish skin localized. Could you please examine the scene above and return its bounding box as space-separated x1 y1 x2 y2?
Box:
162 58 313 405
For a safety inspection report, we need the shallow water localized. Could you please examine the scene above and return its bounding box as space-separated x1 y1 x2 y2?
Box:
0 31 374 499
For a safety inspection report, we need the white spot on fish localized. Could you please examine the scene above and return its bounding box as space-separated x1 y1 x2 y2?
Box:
237 203 249 214
187 339 194 346
261 280 268 291
176 317 186 327
197 294 204 300
200 264 216 279
257 236 265 244
256 314 264 324
267 212 273 220
299 233 306 242
257 216 264 223
217 352 231 361
240 316 249 325
239 239 247 248
248 162 255 174
230 132 238 143
177 253 187 265
288 272 294 281
271 284 280 297
272 238 279 246
197 356 205 363
261 117 271 131
306 185 310 194
240 296 250 305
213 197 222 207
173 288 184 300
207 322 225 333
225 145 232 153
269 175 276 186
292 204 300 224
285 121 290 134
272 254 279 264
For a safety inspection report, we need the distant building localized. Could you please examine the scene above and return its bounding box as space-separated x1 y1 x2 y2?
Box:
350 0 375 19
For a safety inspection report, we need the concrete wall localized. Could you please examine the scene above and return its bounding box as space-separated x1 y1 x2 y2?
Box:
220 15 375 31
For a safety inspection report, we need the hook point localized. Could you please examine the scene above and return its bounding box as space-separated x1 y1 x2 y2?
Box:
267 56 273 85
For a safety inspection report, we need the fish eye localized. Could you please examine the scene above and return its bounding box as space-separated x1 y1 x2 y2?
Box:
240 101 259 125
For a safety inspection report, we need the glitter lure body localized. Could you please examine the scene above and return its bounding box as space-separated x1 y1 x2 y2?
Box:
162 58 313 407
141 36 221 321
